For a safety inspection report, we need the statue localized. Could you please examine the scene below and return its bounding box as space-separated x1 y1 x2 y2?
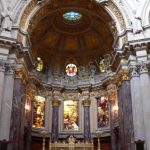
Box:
1 8 13 32
89 62 97 78
132 1 143 34
68 135 76 144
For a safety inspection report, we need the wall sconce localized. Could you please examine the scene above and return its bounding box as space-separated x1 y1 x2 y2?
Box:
25 104 30 113
112 105 118 118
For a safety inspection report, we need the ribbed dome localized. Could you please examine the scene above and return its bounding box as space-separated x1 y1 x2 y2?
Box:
30 0 114 72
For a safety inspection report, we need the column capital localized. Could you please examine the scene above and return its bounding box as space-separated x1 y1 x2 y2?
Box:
52 99 61 106
82 99 91 106
15 68 28 85
0 59 5 72
138 63 148 74
129 65 139 78
115 69 129 87
4 62 16 75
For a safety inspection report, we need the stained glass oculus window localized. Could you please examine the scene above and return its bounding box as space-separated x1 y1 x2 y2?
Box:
66 64 77 77
63 11 82 21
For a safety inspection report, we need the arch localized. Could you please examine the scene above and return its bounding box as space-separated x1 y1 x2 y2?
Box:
14 0 127 34
141 0 150 26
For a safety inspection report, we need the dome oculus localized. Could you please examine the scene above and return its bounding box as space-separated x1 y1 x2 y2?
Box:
63 11 82 21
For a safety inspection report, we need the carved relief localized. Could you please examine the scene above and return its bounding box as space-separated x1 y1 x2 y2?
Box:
107 0 126 31
19 0 37 29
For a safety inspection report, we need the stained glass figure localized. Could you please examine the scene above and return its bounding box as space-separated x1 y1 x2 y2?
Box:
97 97 110 128
63 11 82 21
63 100 79 130
33 96 45 128
66 64 77 77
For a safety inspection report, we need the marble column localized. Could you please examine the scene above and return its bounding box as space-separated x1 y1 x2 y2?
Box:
8 77 25 150
24 83 36 150
129 65 145 142
118 79 135 150
0 63 15 141
107 84 118 150
51 99 60 142
139 63 150 149
83 99 91 142
0 60 5 126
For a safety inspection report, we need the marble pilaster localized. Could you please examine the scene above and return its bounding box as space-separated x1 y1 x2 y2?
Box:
24 82 36 150
83 99 91 142
8 77 25 150
139 63 150 150
107 84 118 150
129 65 145 142
51 99 61 142
0 60 5 124
118 78 135 150
0 63 15 141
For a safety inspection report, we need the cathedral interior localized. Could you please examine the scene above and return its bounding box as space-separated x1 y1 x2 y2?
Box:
0 0 150 150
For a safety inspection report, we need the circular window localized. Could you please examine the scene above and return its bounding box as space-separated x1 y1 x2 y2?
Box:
63 11 82 21
66 64 77 77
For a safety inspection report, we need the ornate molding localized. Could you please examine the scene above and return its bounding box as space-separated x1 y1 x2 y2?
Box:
19 0 37 29
18 0 126 32
107 0 126 31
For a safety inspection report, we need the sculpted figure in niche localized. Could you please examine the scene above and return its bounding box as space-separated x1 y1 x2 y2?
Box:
133 1 143 34
1 7 13 32
89 62 97 78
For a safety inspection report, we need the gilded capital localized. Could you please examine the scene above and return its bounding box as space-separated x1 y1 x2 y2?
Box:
115 70 129 87
15 69 28 85
52 99 61 106
82 99 91 106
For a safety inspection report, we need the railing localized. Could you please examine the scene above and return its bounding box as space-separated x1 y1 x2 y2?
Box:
49 140 94 150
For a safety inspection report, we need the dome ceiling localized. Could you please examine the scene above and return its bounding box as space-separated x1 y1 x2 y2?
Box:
30 0 114 72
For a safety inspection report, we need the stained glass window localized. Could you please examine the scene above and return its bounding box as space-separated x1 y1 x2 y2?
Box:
63 100 79 131
97 97 110 128
66 64 77 77
63 11 82 21
33 96 45 128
